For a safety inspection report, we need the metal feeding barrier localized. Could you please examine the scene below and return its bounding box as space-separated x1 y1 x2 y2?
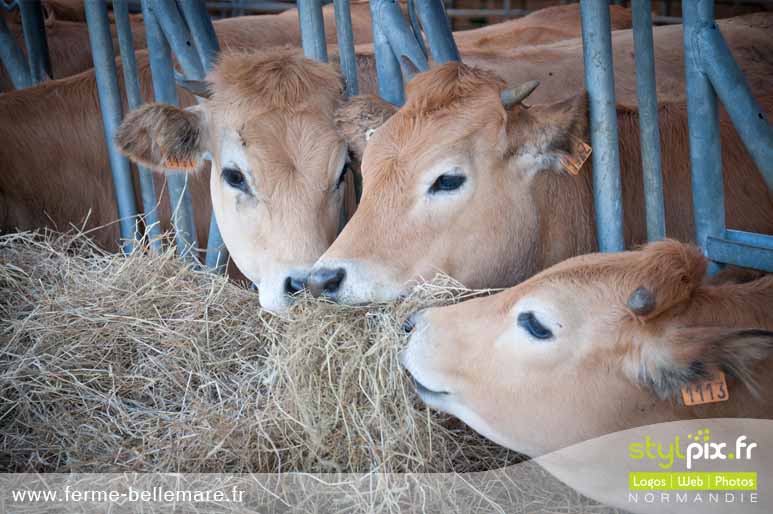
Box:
580 0 772 272
0 0 770 273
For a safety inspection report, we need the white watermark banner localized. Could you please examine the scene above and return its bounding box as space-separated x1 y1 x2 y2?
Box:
2 419 771 514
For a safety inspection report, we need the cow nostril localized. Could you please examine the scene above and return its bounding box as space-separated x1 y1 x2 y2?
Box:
307 267 346 298
284 276 306 295
402 315 416 334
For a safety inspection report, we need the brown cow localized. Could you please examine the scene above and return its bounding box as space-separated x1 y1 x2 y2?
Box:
115 51 349 312
0 5 634 312
306 58 772 303
400 240 773 457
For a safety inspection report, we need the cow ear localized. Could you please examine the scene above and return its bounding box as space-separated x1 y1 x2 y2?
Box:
623 241 707 322
636 327 773 400
115 103 207 172
334 95 398 161
505 93 590 177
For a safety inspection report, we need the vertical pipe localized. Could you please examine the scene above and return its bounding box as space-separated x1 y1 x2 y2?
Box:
414 0 460 64
580 0 625 252
178 0 229 272
369 1 404 105
177 0 220 71
375 0 429 72
142 0 200 260
297 0 328 62
407 0 429 60
149 0 205 79
0 13 32 89
17 0 50 82
682 0 723 273
697 27 773 192
632 0 666 241
85 0 139 253
114 0 162 251
333 0 359 97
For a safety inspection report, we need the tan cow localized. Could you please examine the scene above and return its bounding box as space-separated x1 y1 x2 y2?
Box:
1 5 634 313
400 240 773 457
115 51 351 312
307 58 773 303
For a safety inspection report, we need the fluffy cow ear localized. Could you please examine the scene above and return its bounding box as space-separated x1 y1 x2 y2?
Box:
115 103 206 172
334 95 398 161
636 327 773 400
505 93 591 177
624 241 707 322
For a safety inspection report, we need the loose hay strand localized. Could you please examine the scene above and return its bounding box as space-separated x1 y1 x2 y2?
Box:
0 230 515 474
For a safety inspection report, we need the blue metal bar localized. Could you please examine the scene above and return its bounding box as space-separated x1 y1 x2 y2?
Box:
114 0 162 251
17 0 49 82
177 0 220 71
297 0 328 62
149 0 205 79
0 13 32 89
85 0 139 253
177 0 228 272
369 1 404 105
696 26 773 192
407 0 428 60
142 0 200 260
414 0 459 64
372 0 429 73
706 236 773 273
580 0 625 252
725 229 773 249
682 0 724 273
631 0 665 242
333 0 358 97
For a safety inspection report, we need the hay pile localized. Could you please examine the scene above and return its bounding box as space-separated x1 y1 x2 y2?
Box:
0 231 515 474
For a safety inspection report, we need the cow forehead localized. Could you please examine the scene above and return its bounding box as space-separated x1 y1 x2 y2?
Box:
212 108 344 175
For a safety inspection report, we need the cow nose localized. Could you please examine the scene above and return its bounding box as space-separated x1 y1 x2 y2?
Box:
284 275 306 295
307 267 346 298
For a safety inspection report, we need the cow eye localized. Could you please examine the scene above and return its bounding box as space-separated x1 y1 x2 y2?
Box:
517 311 553 340
222 167 248 192
429 173 466 194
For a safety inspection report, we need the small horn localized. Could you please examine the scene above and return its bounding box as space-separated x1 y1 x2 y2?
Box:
501 80 540 108
177 78 212 99
627 287 656 316
399 55 421 83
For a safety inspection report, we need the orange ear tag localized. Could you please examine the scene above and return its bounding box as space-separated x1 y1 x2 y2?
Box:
681 372 730 406
560 137 592 176
164 157 196 170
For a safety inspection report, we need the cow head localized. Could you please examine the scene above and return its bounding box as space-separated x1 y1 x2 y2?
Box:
401 240 773 456
308 61 591 304
117 51 350 313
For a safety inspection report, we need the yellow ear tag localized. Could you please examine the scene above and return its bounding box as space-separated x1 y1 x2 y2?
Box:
681 371 730 406
560 137 592 176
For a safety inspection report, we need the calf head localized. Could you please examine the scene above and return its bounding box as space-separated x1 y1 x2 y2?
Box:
401 240 773 456
117 51 350 312
308 61 592 304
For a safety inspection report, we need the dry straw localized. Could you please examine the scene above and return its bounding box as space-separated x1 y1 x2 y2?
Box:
0 230 516 474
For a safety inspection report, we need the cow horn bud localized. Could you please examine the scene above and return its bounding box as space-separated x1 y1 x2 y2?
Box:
399 55 422 83
177 78 212 99
501 80 540 108
627 287 656 316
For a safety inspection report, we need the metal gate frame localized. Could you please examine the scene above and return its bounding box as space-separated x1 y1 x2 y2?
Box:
580 0 772 272
4 1 771 274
